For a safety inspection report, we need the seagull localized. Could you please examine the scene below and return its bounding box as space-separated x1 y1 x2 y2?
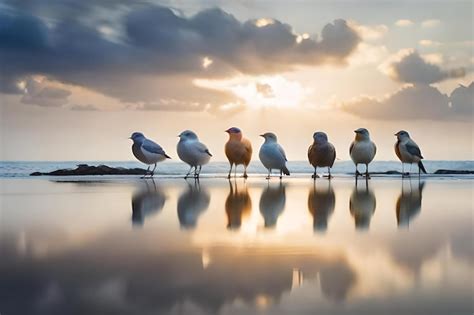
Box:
177 130 212 179
259 182 286 228
308 132 336 179
225 127 252 179
308 181 335 232
131 180 166 226
130 132 171 178
396 179 425 227
350 178 376 230
259 132 290 179
394 130 427 176
177 181 210 229
350 128 376 178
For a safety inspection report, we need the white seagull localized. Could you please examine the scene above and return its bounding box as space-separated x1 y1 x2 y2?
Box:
177 130 212 178
394 130 427 176
259 132 290 179
130 132 170 178
350 128 376 178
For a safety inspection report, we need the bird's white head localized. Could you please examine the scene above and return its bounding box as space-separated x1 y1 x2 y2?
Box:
313 131 328 143
178 130 198 141
130 132 145 142
260 132 278 143
225 127 242 140
354 128 370 141
395 130 410 140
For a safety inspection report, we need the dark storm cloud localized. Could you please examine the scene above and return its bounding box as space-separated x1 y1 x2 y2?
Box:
21 78 71 107
387 51 465 85
0 2 360 110
341 83 473 121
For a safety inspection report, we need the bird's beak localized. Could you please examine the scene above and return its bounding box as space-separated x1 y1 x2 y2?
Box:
394 133 398 136
225 129 229 133
259 134 264 138
354 130 358 133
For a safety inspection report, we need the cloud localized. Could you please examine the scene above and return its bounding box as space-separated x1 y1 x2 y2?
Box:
69 104 100 111
0 3 360 111
349 22 388 41
381 50 465 84
449 82 474 116
421 19 441 28
395 19 414 27
255 83 274 98
341 83 472 121
419 39 441 47
20 77 71 107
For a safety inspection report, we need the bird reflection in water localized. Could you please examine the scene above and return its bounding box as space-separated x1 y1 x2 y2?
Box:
308 180 335 232
350 177 376 230
260 182 286 228
396 178 425 227
131 179 166 226
177 179 210 229
225 179 252 230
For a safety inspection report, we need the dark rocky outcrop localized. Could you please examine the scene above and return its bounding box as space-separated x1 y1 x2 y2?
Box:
30 164 147 176
433 169 474 175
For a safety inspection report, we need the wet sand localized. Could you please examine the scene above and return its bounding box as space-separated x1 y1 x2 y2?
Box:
0 177 472 315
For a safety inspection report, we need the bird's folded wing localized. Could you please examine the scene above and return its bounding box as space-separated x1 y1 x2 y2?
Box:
196 142 212 156
142 139 167 156
277 144 287 161
406 142 423 158
349 142 354 154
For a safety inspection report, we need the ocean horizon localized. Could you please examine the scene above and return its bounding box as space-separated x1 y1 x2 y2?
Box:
1 160 473 178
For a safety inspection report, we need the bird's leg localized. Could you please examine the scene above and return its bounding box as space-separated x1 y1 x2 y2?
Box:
328 167 332 179
409 163 413 176
150 163 157 177
197 165 202 178
141 165 151 179
194 166 199 178
355 165 361 177
312 167 319 179
266 169 271 180
184 166 193 179
234 164 237 178
243 165 248 179
365 164 370 179
280 169 283 180
227 163 233 179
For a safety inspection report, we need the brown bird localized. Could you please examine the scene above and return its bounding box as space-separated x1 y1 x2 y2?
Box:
308 132 336 179
225 180 252 229
225 127 252 178
394 130 427 176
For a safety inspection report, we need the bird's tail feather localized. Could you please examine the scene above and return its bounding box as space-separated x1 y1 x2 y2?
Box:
418 161 427 174
164 153 171 159
282 166 290 176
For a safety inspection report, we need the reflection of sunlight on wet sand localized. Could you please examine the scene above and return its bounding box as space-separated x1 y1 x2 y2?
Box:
1 178 473 314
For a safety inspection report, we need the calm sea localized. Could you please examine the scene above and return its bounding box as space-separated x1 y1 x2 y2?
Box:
0 160 473 178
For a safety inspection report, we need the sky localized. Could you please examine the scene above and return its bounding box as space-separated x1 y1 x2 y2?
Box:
0 0 473 161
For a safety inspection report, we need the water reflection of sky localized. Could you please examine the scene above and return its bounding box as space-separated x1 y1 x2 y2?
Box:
0 178 472 315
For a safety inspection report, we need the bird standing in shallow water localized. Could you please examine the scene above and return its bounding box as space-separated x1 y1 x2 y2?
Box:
350 128 376 178
394 130 427 176
259 132 290 179
225 127 252 179
308 132 336 179
177 130 212 179
130 132 170 178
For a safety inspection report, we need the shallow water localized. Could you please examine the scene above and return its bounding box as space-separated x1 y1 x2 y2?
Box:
0 177 472 315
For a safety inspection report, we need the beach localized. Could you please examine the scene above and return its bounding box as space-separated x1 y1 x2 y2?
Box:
1 175 472 315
